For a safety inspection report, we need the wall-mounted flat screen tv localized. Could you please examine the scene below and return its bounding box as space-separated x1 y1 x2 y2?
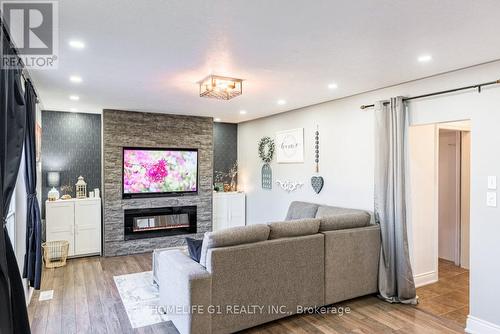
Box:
122 147 198 199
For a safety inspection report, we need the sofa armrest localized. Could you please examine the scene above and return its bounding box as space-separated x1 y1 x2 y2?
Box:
321 224 381 304
158 250 212 334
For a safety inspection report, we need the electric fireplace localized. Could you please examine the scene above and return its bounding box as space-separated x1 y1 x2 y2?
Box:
124 206 197 240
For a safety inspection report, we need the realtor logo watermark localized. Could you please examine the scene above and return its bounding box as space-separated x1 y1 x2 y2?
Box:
1 0 58 69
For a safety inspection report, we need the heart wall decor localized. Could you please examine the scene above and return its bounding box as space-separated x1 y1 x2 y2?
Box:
311 126 324 194
311 176 324 194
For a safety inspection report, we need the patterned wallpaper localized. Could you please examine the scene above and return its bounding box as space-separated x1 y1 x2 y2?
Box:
213 122 237 183
41 111 101 217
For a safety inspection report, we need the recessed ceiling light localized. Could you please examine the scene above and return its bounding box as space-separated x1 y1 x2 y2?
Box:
328 83 338 89
239 110 247 115
418 54 432 63
69 75 82 83
214 118 221 122
69 40 85 49
69 95 80 101
277 99 286 105
70 108 77 112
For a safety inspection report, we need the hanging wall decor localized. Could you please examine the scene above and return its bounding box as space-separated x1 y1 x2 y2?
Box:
276 180 303 193
276 128 304 163
311 176 324 194
261 164 272 189
258 136 275 189
311 126 324 194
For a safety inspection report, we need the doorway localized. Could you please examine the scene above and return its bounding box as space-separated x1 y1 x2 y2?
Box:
438 124 470 269
408 120 470 327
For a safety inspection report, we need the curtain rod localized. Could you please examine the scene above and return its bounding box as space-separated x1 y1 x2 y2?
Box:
360 79 500 110
1 14 40 101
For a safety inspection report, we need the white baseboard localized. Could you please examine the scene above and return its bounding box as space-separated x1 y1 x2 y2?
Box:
466 316 500 334
413 270 438 288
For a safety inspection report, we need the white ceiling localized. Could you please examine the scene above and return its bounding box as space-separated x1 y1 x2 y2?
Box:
31 0 500 123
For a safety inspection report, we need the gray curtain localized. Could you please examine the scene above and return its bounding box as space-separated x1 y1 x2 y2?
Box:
374 97 417 304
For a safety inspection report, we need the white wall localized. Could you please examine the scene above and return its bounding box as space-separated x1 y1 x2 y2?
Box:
408 124 438 287
14 150 33 304
238 99 374 223
238 60 500 331
15 152 27 276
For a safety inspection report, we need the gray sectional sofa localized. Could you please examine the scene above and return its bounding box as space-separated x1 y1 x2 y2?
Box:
158 201 381 334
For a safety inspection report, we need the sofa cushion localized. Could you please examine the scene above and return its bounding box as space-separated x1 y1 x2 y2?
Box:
199 224 270 267
285 201 319 220
316 205 371 231
268 218 320 239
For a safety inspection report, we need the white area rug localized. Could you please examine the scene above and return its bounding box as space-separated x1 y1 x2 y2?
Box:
113 271 169 328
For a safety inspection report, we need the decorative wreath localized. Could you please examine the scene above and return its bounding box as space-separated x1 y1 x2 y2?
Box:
258 136 275 163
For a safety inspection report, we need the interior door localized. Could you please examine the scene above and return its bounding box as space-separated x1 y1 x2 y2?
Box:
438 130 461 264
74 200 101 255
46 201 75 256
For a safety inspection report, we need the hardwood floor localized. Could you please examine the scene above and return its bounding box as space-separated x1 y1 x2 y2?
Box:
28 253 177 334
415 259 469 327
28 253 466 334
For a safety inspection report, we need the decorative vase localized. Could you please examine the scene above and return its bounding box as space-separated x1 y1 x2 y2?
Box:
230 178 237 192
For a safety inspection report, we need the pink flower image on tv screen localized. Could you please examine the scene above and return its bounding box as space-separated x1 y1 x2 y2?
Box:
123 149 198 194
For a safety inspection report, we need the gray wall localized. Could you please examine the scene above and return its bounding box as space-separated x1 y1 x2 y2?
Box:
102 110 213 256
213 122 237 183
41 111 101 217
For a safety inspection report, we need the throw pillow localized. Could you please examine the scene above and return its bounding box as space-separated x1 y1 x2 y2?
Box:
186 237 203 262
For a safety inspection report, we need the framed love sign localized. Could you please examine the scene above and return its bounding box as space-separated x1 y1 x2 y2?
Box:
276 128 304 163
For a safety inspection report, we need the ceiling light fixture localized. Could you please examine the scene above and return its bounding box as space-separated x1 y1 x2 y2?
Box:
69 95 80 101
69 40 85 49
277 99 286 105
418 54 432 63
239 110 247 115
69 75 82 83
214 118 221 122
328 83 338 89
198 75 243 100
70 108 77 112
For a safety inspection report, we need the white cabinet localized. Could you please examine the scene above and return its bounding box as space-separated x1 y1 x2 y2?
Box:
213 192 246 232
46 198 101 257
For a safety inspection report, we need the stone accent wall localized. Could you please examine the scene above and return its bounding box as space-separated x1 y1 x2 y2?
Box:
102 110 213 256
